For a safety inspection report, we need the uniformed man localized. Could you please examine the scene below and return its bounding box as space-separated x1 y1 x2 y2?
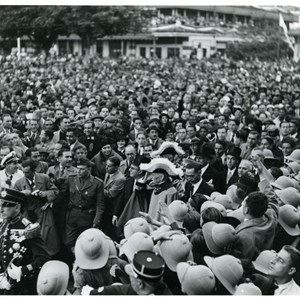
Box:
0 152 24 189
0 188 50 295
61 158 105 251
83 250 172 295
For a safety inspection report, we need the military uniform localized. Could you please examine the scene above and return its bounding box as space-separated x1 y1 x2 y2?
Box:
0 215 50 295
61 174 105 248
89 250 172 295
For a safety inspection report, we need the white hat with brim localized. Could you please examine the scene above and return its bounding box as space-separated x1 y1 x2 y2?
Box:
158 233 193 272
37 260 69 295
119 232 154 262
74 228 109 270
204 256 241 295
278 205 300 236
151 141 185 158
140 157 183 177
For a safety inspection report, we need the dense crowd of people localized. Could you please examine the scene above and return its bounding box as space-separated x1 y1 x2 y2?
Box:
1 53 300 295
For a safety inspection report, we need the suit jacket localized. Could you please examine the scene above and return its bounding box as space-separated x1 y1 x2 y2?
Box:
104 170 126 203
114 177 135 217
217 167 239 194
183 179 215 201
201 165 220 190
14 173 58 203
232 179 279 262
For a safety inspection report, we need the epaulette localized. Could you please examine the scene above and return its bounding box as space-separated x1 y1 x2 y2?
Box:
22 218 41 239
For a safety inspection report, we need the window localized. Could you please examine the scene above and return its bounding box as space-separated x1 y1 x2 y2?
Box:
140 47 146 58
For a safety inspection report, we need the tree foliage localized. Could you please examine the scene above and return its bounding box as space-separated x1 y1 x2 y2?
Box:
225 27 294 61
0 6 154 52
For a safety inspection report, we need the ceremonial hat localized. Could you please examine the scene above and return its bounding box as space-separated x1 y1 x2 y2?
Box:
1 151 19 167
0 188 26 207
125 250 165 282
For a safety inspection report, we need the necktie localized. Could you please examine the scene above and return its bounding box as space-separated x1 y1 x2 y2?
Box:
227 171 232 184
105 174 110 185
59 167 65 177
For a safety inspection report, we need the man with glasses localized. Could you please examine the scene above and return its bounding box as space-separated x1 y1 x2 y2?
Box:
0 151 24 189
61 158 104 252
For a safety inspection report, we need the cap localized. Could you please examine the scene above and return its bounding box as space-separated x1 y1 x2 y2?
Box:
74 228 109 270
203 222 236 255
104 115 116 123
177 262 215 295
234 283 262 295
87 98 97 106
157 233 193 272
125 250 165 282
278 204 300 236
91 114 103 121
120 232 154 262
123 217 151 239
0 188 26 207
1 151 19 167
204 255 243 294
252 250 277 275
37 260 69 295
77 158 94 168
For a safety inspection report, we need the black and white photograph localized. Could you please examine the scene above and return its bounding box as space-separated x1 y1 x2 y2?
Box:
1 2 300 296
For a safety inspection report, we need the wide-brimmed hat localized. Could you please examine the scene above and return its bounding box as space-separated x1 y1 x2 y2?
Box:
119 232 154 262
278 204 300 236
286 149 300 164
234 283 262 295
151 141 185 158
37 260 69 295
252 250 277 275
271 176 295 190
204 255 243 294
140 157 183 177
157 233 193 272
275 187 300 207
203 222 236 255
74 228 109 270
177 262 215 295
123 217 151 239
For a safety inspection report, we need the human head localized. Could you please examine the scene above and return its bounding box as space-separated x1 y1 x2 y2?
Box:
243 192 268 219
57 148 73 167
59 116 70 131
216 126 227 141
185 164 201 185
125 145 137 163
268 245 300 284
105 156 120 174
247 131 259 148
2 114 12 129
238 159 253 177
